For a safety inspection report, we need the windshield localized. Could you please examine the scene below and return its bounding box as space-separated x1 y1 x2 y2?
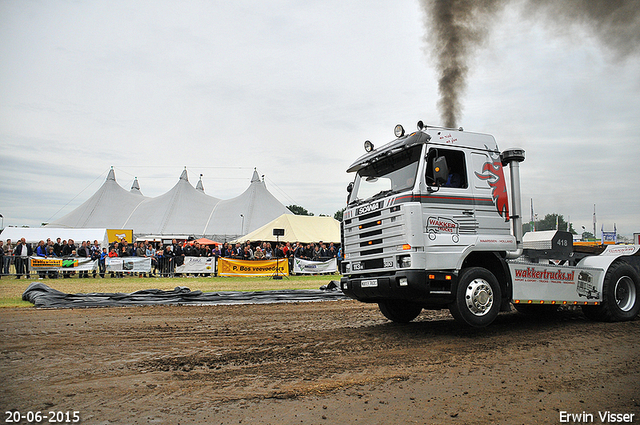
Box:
349 145 422 205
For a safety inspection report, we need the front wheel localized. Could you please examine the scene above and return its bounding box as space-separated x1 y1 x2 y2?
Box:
378 300 422 323
449 267 502 327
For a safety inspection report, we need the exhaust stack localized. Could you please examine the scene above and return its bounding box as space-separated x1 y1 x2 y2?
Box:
501 148 525 259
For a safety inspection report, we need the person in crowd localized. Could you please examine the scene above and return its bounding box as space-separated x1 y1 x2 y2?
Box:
62 239 76 278
319 243 329 260
242 245 253 260
183 242 193 257
119 239 131 257
53 238 63 257
90 240 101 278
0 240 4 279
254 247 265 260
77 241 91 278
35 240 48 279
45 245 59 279
3 239 13 276
146 242 157 276
171 239 184 267
107 246 121 278
136 242 147 277
62 239 76 256
312 244 322 261
98 247 108 278
14 238 32 279
163 245 175 276
328 243 338 260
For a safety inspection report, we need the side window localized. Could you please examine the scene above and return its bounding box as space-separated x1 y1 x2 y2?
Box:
425 148 468 189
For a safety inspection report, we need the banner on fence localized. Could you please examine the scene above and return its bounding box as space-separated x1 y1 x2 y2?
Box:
175 257 215 274
106 257 152 272
293 258 337 274
218 258 289 277
29 256 97 271
107 229 134 243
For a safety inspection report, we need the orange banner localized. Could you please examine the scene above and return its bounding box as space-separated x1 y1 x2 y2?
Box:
218 258 289 277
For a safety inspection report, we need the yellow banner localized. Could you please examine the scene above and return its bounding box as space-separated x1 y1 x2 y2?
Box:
107 229 134 243
218 258 289 277
30 258 63 268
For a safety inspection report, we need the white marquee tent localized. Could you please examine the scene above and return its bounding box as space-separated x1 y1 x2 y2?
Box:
204 170 292 241
46 168 146 229
122 169 221 236
44 167 292 241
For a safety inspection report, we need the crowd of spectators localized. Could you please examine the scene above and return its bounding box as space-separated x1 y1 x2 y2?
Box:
0 236 342 279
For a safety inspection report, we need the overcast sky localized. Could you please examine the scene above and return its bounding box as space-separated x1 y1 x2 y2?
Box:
1 0 639 238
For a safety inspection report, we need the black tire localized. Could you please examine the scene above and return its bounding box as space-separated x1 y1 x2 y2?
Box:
378 300 422 323
598 262 640 322
449 267 502 327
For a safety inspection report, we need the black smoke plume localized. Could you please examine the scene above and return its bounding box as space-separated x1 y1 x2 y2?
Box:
420 0 640 128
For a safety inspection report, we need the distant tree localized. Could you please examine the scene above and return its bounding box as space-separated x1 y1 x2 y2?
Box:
523 213 577 235
534 214 577 234
334 208 345 222
582 231 595 241
287 205 313 216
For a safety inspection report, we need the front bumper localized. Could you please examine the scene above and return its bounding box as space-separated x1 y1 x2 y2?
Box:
341 269 456 304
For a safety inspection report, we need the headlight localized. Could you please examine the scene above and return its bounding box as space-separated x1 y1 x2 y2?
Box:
394 124 405 138
364 140 374 152
398 255 411 268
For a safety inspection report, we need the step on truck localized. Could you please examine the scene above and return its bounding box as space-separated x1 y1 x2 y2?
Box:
339 122 640 327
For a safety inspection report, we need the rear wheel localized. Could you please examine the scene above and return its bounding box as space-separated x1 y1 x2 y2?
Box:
598 262 640 322
449 267 502 327
378 300 422 323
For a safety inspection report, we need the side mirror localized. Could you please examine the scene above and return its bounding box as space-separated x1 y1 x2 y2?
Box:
347 182 353 193
432 156 449 185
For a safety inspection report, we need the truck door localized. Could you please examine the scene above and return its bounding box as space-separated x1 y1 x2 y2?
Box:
424 147 477 242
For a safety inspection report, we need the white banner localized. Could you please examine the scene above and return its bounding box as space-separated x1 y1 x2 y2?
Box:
175 257 215 274
106 257 152 272
293 258 337 274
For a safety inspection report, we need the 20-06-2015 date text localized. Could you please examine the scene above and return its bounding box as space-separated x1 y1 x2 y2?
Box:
5 411 80 424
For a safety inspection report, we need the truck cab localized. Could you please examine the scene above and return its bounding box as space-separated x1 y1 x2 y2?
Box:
340 122 640 327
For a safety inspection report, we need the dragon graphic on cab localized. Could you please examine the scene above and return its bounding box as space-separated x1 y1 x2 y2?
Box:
475 150 510 220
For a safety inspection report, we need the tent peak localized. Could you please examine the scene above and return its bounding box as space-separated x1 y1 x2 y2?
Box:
251 168 263 183
130 177 143 195
107 167 116 181
180 167 188 181
131 177 140 191
196 174 204 192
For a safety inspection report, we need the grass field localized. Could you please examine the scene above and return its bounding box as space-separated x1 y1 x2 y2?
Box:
0 273 342 308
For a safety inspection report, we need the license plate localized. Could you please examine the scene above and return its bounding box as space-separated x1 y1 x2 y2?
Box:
361 279 378 288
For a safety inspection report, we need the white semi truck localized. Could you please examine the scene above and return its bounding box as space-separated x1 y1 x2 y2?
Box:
340 122 640 327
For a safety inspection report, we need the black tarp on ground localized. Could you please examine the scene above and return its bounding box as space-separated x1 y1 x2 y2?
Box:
22 282 348 309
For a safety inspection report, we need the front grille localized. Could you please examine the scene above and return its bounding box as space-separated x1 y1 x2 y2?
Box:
344 203 406 272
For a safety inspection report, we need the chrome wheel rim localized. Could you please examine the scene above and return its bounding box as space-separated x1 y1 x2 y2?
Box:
615 276 636 312
465 278 494 316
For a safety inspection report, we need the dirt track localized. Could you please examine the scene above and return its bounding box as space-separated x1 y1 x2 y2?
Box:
1 301 639 424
